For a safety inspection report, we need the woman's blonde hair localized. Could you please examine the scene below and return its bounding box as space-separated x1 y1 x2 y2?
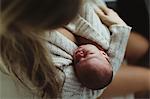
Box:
0 0 80 98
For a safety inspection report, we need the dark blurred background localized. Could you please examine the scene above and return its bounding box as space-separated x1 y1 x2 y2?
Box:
105 0 149 98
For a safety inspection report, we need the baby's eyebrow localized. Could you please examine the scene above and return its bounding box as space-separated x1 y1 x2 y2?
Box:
75 56 98 65
84 56 99 61
85 56 111 65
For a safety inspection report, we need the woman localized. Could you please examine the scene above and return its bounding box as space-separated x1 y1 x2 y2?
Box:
0 0 80 98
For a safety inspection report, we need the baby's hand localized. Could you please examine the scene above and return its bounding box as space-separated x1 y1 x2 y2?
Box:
95 6 127 27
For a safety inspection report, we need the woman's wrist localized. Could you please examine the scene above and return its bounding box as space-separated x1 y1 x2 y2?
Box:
109 23 127 29
109 24 132 34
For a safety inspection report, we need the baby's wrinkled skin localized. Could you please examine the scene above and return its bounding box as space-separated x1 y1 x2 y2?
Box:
73 44 113 90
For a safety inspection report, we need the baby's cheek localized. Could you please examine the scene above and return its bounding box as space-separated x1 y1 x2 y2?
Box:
99 51 109 58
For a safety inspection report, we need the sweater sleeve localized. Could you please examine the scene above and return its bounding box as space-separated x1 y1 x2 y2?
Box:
66 1 111 50
107 24 131 74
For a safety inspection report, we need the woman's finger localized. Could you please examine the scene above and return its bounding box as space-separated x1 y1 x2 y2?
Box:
99 5 110 14
94 7 106 18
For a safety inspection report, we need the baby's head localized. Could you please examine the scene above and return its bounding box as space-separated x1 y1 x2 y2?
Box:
73 44 113 90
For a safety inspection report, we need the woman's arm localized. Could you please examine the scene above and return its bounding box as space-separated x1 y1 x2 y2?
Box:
96 6 131 73
96 5 150 98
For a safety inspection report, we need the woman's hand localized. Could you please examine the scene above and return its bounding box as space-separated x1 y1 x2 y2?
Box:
95 6 127 27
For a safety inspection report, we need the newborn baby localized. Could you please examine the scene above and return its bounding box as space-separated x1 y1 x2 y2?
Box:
73 44 113 90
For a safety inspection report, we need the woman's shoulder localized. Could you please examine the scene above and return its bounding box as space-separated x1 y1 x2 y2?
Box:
0 57 43 99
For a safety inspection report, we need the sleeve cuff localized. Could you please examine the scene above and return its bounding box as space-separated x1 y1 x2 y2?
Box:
109 24 132 34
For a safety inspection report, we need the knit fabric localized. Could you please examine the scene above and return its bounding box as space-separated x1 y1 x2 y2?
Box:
66 1 110 50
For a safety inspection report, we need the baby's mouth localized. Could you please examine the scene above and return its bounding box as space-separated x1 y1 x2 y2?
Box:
74 48 87 63
75 50 84 59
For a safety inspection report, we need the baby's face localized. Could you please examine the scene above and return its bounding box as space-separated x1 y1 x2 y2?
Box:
73 44 112 89
74 44 110 66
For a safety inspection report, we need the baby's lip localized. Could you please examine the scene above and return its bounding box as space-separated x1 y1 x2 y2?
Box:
75 50 84 59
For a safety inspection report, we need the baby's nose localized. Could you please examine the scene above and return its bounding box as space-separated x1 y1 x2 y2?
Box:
100 50 107 56
100 50 110 61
